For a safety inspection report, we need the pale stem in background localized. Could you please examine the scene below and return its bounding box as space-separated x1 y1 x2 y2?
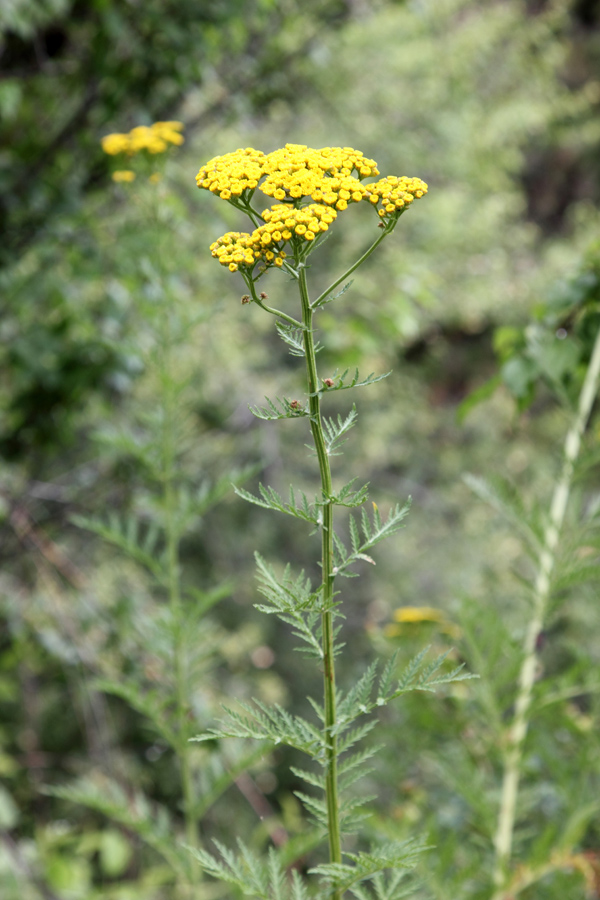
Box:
492 324 600 898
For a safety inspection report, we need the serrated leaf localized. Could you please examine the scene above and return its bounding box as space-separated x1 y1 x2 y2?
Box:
310 839 428 893
275 321 309 357
93 678 177 748
47 777 190 879
310 368 391 396
322 406 359 456
249 395 310 420
192 699 325 757
334 501 411 576
463 472 543 556
234 483 320 525
72 513 165 580
313 278 354 308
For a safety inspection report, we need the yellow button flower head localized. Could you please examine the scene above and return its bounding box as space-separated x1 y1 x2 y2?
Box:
196 144 428 280
209 230 287 273
196 148 268 198
262 203 337 239
259 144 378 207
365 175 428 220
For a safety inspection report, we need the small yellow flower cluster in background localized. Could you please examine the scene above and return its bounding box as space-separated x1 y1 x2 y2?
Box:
102 121 185 157
384 605 461 639
112 170 136 183
365 175 428 219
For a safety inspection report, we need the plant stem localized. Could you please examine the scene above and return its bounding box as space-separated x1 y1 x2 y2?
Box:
298 266 343 897
159 304 199 895
312 225 392 309
492 324 600 897
248 280 303 327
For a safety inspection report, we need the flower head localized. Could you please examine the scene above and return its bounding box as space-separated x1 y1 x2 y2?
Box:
196 143 379 208
209 230 287 273
112 170 136 183
259 144 377 208
196 147 267 199
365 175 428 220
101 121 185 157
262 203 337 240
197 144 428 277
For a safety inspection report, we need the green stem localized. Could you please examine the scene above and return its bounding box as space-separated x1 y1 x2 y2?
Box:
159 309 199 894
491 323 600 898
298 266 342 897
247 280 303 328
312 224 393 309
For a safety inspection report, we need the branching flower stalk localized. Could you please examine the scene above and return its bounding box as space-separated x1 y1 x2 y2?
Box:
100 123 202 895
298 262 342 874
492 322 600 898
191 144 473 900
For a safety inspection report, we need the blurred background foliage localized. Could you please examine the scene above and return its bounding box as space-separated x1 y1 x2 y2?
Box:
1 0 600 897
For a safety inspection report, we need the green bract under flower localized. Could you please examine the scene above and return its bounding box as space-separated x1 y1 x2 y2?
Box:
197 143 428 278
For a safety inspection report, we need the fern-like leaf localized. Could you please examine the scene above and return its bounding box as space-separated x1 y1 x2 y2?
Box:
310 839 428 894
47 776 190 879
192 699 325 757
313 278 354 309
249 395 310 420
72 513 165 580
311 368 391 395
463 473 543 557
234 484 320 525
334 500 411 576
322 406 359 456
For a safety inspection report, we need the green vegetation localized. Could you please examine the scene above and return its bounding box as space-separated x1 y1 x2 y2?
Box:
1 2 600 899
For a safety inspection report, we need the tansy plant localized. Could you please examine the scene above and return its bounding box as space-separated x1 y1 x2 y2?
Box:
191 143 473 900
102 120 185 182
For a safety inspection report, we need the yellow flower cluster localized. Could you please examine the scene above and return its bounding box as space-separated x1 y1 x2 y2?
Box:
112 170 136 183
264 143 379 179
196 147 267 198
198 144 428 277
210 231 287 273
261 203 337 242
209 204 338 273
102 121 184 157
365 175 428 218
259 144 378 209
195 143 379 208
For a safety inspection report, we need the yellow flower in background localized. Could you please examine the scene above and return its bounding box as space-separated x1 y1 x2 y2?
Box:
112 170 136 183
384 605 461 639
101 121 185 158
394 606 444 624
151 121 185 146
102 133 131 155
